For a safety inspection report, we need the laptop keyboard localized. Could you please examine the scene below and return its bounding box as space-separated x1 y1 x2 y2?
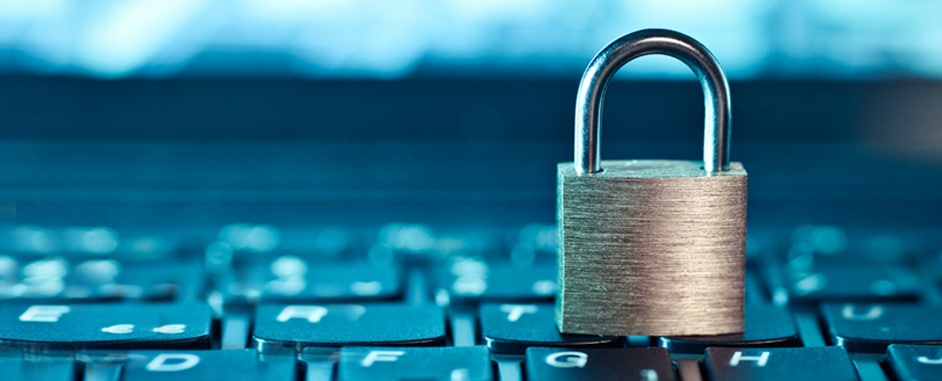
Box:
1 222 941 380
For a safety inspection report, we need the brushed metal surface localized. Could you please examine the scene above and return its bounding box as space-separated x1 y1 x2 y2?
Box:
556 160 747 336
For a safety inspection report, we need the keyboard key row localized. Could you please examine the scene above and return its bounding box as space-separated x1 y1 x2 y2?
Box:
3 253 939 309
5 301 942 356
4 348 492 381
6 223 936 260
0 347 865 381
6 344 942 381
0 258 201 302
11 345 942 381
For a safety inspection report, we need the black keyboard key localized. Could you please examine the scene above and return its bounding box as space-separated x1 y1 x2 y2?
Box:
253 304 445 351
777 266 921 303
822 304 942 352
887 344 942 381
226 259 401 304
0 357 74 381
525 347 675 381
338 346 492 381
704 347 859 381
0 302 211 350
117 349 295 381
659 305 801 353
441 260 556 305
479 304 622 355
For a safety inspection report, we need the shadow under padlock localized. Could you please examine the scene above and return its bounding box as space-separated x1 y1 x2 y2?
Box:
556 29 747 336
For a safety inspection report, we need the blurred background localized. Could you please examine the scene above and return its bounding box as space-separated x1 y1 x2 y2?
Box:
0 0 940 247
3 0 942 79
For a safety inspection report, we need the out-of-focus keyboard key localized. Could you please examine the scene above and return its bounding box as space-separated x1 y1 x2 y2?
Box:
822 304 942 352
776 266 921 304
887 344 942 381
0 357 75 381
439 260 556 305
101 261 203 301
224 259 401 304
479 304 622 355
704 347 859 381
116 349 295 381
659 305 801 353
338 346 492 381
787 226 921 266
525 347 675 381
0 302 211 350
0 257 202 302
253 304 446 351
510 223 558 266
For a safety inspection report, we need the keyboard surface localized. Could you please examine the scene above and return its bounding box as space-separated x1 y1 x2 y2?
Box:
3 77 942 380
1 222 942 381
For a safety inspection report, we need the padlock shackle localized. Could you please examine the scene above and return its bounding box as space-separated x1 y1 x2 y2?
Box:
575 29 732 175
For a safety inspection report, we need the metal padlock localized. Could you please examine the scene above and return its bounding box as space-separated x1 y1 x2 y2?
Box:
556 29 746 336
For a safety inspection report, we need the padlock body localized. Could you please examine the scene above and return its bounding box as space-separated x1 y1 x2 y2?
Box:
556 160 747 336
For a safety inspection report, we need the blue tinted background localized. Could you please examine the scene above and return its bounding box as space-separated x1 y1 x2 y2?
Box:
0 1 940 235
2 0 942 79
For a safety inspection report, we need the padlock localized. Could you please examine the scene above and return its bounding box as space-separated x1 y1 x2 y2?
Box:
555 29 747 336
